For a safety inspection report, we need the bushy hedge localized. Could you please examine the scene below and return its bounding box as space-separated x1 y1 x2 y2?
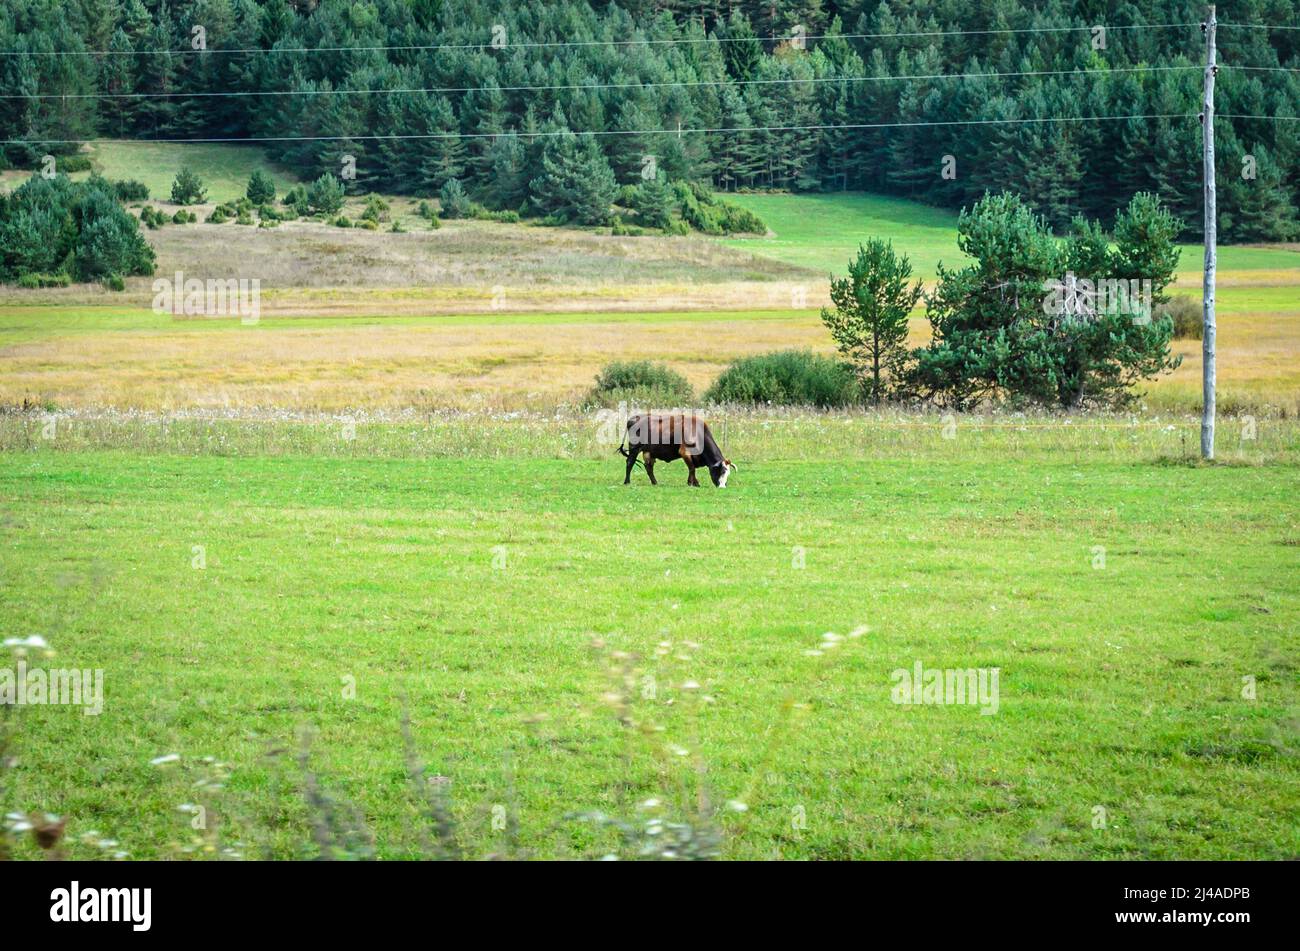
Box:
672 182 765 235
1163 295 1203 340
54 155 94 174
361 194 391 223
111 179 150 202
586 360 695 408
283 185 311 217
16 271 71 289
0 175 154 285
704 351 861 408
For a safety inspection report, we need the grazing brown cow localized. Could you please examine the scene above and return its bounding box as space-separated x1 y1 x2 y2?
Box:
618 413 735 487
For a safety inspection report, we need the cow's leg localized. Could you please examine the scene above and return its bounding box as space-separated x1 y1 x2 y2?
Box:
679 446 699 486
623 447 639 485
642 452 657 485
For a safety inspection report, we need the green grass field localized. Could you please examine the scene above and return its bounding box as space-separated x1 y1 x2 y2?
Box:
723 191 1300 279
0 140 301 207
81 140 303 205
2 418 1297 860
2 146 1298 861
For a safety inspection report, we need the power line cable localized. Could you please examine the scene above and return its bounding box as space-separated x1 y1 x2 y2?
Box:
0 64 1205 101
6 112 1198 148
0 23 1202 58
1218 22 1300 31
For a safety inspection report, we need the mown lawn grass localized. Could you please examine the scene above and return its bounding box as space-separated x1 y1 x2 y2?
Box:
1 431 1296 860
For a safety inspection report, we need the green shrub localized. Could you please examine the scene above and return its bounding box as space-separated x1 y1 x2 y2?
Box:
170 167 207 205
439 179 473 219
283 185 311 217
611 216 645 236
104 273 126 291
586 360 695 408
361 194 390 222
628 176 675 230
672 182 765 235
0 175 153 286
142 206 189 227
470 205 519 223
246 169 276 205
307 174 346 215
207 205 232 224
1163 296 1203 340
334 215 352 228
704 351 861 408
236 210 254 225
55 154 94 173
75 209 156 281
16 272 62 289
112 180 150 202
718 202 765 234
357 218 378 230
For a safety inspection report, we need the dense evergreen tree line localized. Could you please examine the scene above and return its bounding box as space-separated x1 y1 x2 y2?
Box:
2 0 1297 240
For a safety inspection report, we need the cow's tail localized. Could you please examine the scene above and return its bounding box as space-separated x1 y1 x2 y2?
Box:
616 440 644 469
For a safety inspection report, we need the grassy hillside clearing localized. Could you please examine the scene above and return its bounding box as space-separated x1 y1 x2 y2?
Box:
0 141 301 205
722 191 1300 282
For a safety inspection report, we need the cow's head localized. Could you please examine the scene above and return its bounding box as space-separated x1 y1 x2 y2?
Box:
708 459 736 488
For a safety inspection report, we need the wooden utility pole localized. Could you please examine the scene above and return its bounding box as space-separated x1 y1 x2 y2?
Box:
1201 6 1218 460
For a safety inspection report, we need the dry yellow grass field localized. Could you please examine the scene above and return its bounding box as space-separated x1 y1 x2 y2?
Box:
0 212 817 315
2 283 1296 414
1 190 1295 414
